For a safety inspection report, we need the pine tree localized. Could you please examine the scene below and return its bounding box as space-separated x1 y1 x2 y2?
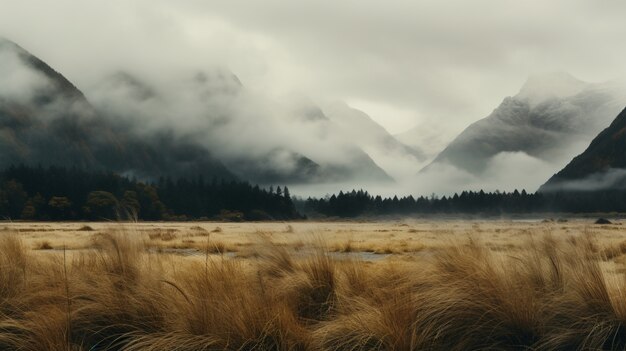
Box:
284 186 291 199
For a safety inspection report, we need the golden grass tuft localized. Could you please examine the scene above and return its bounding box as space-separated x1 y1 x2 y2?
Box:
34 240 54 250
4 226 626 349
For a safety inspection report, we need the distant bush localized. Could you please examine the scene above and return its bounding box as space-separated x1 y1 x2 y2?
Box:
217 209 244 222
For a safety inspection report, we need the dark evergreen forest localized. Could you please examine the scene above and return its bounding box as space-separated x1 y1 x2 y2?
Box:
298 189 626 217
0 165 300 221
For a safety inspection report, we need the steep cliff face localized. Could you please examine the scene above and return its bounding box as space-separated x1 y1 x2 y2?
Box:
541 107 626 191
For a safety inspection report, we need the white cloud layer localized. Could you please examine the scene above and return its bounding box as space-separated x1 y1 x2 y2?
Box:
2 0 626 133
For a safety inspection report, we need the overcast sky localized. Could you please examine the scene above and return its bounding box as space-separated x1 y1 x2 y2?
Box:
1 0 626 134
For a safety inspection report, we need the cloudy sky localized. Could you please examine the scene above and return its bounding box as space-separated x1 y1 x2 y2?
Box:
1 0 626 135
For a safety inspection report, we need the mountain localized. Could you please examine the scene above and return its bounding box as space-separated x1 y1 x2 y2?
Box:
424 72 626 175
89 72 392 184
540 106 626 191
0 38 235 181
323 101 426 179
0 37 116 169
395 122 455 163
281 99 394 183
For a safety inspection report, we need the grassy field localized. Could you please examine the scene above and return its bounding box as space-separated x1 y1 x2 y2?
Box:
1 219 626 350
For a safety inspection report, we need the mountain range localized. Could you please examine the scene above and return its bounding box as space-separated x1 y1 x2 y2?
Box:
89 68 394 184
0 38 404 185
6 36 626 196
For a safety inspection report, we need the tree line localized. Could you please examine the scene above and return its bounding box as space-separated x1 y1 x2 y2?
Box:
298 188 626 217
0 165 301 221
4 165 626 221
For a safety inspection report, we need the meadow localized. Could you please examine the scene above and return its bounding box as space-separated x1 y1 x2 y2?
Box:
1 219 626 350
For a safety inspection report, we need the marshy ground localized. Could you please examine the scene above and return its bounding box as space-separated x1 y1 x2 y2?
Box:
2 219 626 350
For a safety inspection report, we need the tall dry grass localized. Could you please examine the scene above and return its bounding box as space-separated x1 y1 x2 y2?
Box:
1 228 626 349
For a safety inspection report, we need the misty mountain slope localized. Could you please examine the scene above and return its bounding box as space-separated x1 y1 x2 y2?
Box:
395 122 455 163
283 99 393 183
540 106 626 191
0 37 117 169
89 71 393 184
323 102 426 179
213 98 393 183
0 38 236 181
424 72 626 175
222 148 322 184
90 71 327 183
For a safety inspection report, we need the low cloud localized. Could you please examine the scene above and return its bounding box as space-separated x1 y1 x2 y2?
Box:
85 69 389 182
0 48 50 102
289 152 556 198
542 168 626 192
2 0 626 134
